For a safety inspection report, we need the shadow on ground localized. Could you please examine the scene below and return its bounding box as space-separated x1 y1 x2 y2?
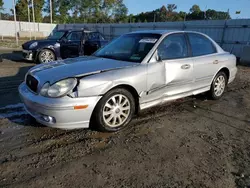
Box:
0 50 24 62
0 63 37 126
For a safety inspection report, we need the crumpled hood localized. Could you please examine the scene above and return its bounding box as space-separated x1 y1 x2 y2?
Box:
29 56 138 85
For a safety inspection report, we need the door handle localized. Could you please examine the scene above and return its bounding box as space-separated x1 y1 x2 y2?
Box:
181 64 191 69
213 60 219 64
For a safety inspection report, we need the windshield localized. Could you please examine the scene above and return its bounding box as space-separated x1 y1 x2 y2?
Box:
94 33 161 62
47 31 67 40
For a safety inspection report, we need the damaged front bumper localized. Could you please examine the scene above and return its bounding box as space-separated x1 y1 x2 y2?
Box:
18 82 102 129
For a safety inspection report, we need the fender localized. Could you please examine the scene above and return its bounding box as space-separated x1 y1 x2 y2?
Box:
35 44 62 61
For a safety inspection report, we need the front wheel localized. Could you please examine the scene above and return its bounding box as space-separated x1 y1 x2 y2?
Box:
38 49 55 64
208 71 228 100
92 88 135 132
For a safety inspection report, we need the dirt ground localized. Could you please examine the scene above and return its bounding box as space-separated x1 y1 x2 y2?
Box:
0 49 250 188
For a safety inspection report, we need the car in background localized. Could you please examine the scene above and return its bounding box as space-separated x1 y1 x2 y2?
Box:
19 30 237 132
22 29 108 64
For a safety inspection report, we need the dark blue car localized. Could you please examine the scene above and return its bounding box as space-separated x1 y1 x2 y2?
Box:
22 29 109 64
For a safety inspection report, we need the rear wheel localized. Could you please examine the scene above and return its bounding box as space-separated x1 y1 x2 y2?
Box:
92 88 135 132
38 49 55 64
208 71 227 100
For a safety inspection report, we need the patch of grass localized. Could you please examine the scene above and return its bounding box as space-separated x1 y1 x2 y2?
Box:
0 40 23 48
0 37 46 49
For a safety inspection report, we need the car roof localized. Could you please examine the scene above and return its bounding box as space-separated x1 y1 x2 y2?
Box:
129 30 179 35
57 29 93 33
128 30 208 36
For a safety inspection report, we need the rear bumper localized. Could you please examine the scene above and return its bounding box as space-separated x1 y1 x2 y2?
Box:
19 82 101 129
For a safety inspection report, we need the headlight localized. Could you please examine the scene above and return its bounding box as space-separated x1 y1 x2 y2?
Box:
29 42 38 49
40 78 77 98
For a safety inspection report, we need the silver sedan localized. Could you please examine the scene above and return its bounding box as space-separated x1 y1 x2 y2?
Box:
19 30 237 132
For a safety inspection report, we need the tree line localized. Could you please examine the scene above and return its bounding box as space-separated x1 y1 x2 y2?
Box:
130 4 230 23
0 0 231 23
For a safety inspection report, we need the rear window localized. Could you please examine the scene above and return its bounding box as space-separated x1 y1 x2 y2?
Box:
86 32 102 41
188 33 216 57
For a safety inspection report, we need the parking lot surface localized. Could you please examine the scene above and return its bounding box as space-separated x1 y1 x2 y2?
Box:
0 49 250 188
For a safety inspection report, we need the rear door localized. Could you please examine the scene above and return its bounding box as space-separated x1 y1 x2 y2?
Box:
187 33 222 90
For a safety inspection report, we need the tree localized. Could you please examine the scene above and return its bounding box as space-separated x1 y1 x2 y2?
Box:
0 0 4 11
113 0 128 23
15 0 29 21
68 0 128 23
44 0 58 23
58 0 71 23
167 4 177 13
179 11 186 21
190 4 201 13
1 13 13 20
159 5 167 22
130 4 231 23
0 0 4 20
102 0 116 22
33 0 45 22
187 4 203 20
69 0 85 23
206 9 231 20
129 14 135 23
166 4 177 21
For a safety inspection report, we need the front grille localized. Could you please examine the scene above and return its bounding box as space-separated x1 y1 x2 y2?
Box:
26 74 38 93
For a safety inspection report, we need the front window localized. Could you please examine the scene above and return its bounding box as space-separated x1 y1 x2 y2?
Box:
47 31 66 40
94 33 161 63
66 31 82 41
158 33 188 60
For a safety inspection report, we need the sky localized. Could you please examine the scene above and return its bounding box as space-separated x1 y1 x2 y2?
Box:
2 0 250 19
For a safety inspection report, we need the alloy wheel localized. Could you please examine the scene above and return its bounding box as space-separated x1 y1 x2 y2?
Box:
40 50 55 63
102 94 131 127
214 75 226 97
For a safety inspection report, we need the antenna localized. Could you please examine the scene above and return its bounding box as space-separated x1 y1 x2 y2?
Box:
230 45 235 54
204 5 207 20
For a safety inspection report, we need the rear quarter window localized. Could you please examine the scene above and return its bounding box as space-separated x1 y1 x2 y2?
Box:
188 33 217 57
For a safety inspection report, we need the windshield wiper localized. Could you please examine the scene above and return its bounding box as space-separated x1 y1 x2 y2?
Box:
96 54 119 60
96 54 135 62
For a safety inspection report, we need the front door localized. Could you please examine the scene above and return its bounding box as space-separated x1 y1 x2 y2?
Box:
146 33 194 102
60 31 82 59
84 32 104 55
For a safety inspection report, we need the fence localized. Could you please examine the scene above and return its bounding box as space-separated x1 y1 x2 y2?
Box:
0 20 56 38
0 19 250 58
58 19 250 58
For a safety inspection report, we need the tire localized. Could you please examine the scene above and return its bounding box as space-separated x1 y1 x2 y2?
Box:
92 88 135 132
38 49 55 64
208 71 228 100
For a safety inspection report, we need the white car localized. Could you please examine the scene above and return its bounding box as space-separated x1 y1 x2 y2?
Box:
19 30 237 131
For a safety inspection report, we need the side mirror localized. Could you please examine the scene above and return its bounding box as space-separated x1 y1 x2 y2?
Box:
149 50 163 63
156 51 162 62
154 50 162 62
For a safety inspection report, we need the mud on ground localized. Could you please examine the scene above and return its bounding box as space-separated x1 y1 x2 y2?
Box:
0 50 250 188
